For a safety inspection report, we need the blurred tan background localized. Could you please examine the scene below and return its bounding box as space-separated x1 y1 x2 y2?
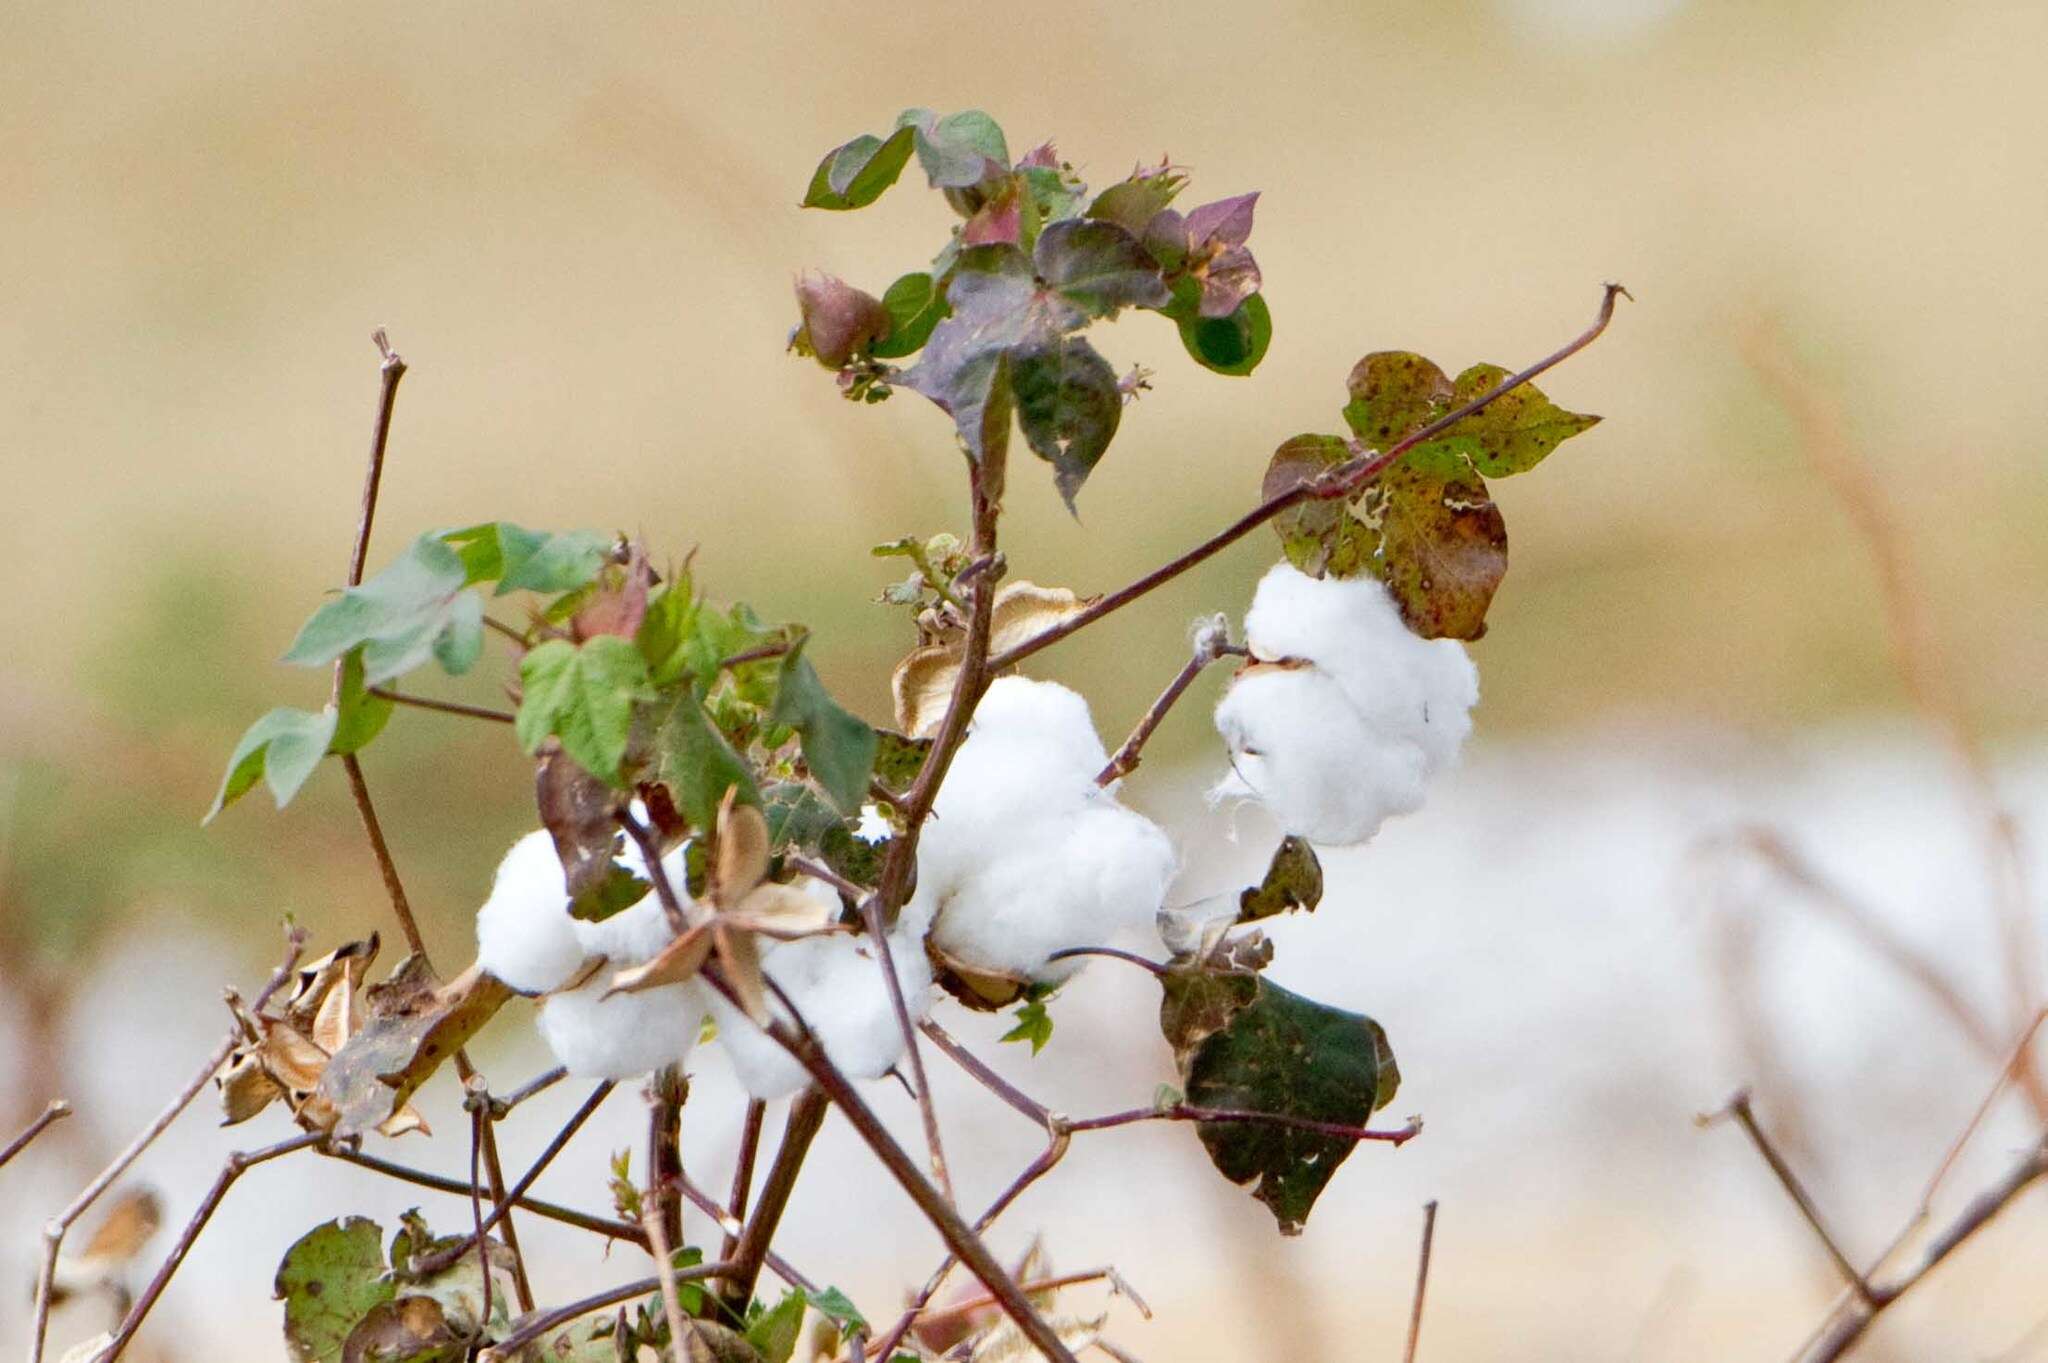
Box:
5 0 2047 1358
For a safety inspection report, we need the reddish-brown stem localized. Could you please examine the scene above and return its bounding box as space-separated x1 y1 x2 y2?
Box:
1044 945 1168 978
1097 625 1237 785
324 1146 644 1244
481 1260 736 1360
671 1169 819 1294
1702 1089 1875 1306
719 640 795 671
94 1131 326 1361
720 1100 766 1265
488 1064 568 1119
1402 1200 1439 1363
1068 1105 1423 1145
919 1018 1054 1129
642 1197 692 1362
991 284 1629 674
649 1067 687 1251
29 927 305 1363
468 1099 494 1334
0 1099 70 1171
785 855 870 903
719 1089 829 1317
368 686 517 725
860 891 953 1205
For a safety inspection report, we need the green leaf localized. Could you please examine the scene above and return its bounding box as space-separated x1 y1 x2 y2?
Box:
283 533 483 686
1238 836 1323 923
762 781 843 851
1033 219 1169 318
1159 967 1399 1235
1340 352 1600 478
746 1291 807 1363
655 688 761 832
803 124 916 210
329 651 394 757
897 108 1009 188
803 1286 869 1335
1085 164 1188 235
1165 278 1270 376
276 1217 396 1363
206 705 339 823
1010 333 1123 510
516 636 654 785
768 648 877 815
868 272 950 359
444 522 611 596
1000 995 1054 1054
871 729 931 790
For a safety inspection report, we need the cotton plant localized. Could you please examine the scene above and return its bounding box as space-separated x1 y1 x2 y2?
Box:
168 107 1619 1363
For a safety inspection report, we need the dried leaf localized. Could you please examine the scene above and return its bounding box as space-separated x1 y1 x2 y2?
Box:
1237 836 1323 923
890 581 1096 737
314 961 511 1139
605 921 714 996
926 939 1028 1011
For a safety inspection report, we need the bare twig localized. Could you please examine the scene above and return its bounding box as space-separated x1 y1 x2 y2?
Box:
671 1169 820 1295
860 891 953 1206
720 1099 766 1265
642 1198 693 1362
719 1088 830 1315
29 927 305 1363
1402 1200 1439 1363
720 640 795 671
990 284 1629 673
487 1065 569 1120
0 1099 71 1171
1097 622 1238 785
94 1131 325 1361
368 686 517 725
920 1018 1055 1129
1701 1089 1875 1306
649 1067 687 1252
323 1146 644 1245
1044 945 1168 978
468 1096 495 1334
785 855 870 902
1068 1105 1423 1146
480 1259 736 1359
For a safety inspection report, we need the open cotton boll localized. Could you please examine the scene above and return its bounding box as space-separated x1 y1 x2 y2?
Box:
538 977 707 1081
710 930 933 1101
1212 564 1477 846
475 830 588 994
925 802 1176 982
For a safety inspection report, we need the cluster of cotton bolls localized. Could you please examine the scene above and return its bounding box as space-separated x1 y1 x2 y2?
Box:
1213 563 1478 846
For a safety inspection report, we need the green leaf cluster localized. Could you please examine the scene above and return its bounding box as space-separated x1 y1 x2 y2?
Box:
1265 353 1600 639
797 111 1273 507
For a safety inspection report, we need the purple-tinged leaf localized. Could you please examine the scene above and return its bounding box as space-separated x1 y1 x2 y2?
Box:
792 271 892 369
1011 333 1122 510
1034 219 1169 318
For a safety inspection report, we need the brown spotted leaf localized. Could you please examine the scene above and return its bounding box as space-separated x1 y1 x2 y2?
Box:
1359 459 1507 640
314 961 511 1139
1238 836 1323 923
277 1217 396 1363
1263 434 1375 578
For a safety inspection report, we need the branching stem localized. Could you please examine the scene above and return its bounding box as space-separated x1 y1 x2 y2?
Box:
0 1100 71 1171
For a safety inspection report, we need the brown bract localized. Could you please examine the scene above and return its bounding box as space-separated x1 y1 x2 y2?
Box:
606 789 837 1022
891 580 1096 738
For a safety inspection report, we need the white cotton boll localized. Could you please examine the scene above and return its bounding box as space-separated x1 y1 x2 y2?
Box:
1213 665 1429 845
537 977 707 1080
475 830 586 994
710 930 933 1101
1212 564 1478 846
568 883 684 966
926 803 1175 982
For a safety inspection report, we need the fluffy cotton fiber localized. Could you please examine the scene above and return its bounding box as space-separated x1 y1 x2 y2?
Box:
708 928 933 1100
916 676 1177 983
474 828 705 1079
1213 564 1477 845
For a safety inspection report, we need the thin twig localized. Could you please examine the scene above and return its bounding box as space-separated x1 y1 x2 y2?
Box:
649 1067 687 1252
1402 1200 1439 1363
720 1099 766 1265
0 1099 71 1171
671 1170 820 1294
29 927 306 1363
642 1200 693 1362
719 1088 830 1315
1097 623 1237 785
1701 1089 1876 1306
324 1146 646 1245
488 1065 569 1120
94 1131 325 1361
468 1096 494 1335
861 891 953 1206
920 1018 1054 1129
1068 1105 1423 1146
785 855 870 902
368 686 517 725
480 1260 735 1359
1044 945 1168 978
990 284 1629 674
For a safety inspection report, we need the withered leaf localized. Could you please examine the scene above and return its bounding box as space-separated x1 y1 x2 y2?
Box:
314 961 511 1139
890 581 1095 738
1238 836 1323 923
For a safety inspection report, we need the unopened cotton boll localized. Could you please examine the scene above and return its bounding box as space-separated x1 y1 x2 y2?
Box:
475 830 589 994
710 930 933 1101
1213 564 1477 845
538 977 707 1081
913 676 1178 982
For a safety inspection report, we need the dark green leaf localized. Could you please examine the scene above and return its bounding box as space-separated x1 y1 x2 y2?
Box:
1238 836 1323 922
516 636 653 785
1159 967 1399 1235
206 705 339 823
1034 219 1169 317
1011 334 1122 510
746 1291 807 1363
1166 279 1271 376
762 782 843 852
900 249 1061 462
768 649 877 814
283 534 488 687
276 1217 396 1363
803 1286 869 1335
655 689 760 832
802 125 916 210
869 273 949 359
897 108 1009 188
